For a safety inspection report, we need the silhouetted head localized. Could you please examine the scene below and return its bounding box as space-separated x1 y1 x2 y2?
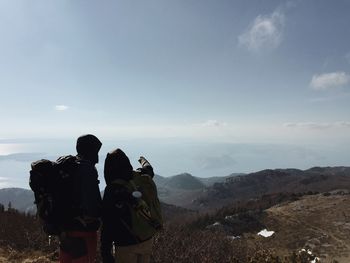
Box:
104 148 133 185
76 134 102 164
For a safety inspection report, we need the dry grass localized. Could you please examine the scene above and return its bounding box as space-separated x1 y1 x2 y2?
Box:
0 192 343 262
0 208 57 262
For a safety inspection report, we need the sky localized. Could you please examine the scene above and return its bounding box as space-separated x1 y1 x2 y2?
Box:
0 0 350 188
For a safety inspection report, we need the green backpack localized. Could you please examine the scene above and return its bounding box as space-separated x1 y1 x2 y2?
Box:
112 171 163 242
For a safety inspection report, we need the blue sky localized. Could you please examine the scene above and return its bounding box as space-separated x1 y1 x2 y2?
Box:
0 0 350 188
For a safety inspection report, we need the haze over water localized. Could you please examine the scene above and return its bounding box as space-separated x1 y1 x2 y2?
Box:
1 0 350 188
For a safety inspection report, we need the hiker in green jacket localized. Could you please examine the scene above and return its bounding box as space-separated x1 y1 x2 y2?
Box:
101 149 162 263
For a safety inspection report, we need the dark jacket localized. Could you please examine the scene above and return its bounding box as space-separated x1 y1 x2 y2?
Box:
61 157 102 232
101 149 139 263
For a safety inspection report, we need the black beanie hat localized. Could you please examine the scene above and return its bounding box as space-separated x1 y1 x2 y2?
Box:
76 134 102 163
104 148 133 185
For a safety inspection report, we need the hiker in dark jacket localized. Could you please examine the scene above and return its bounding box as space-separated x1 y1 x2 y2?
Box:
101 149 157 263
59 134 102 263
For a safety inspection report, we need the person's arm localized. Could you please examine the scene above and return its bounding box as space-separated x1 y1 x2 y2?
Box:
136 156 154 177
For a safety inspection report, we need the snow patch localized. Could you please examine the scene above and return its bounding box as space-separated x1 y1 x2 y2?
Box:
257 229 275 237
206 221 223 229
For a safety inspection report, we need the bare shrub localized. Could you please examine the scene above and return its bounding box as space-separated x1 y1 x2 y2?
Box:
0 208 58 260
152 226 240 263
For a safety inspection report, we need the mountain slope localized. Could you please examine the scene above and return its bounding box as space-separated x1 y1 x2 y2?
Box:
153 173 206 206
196 191 350 262
0 188 35 213
193 166 350 209
0 187 194 223
197 173 243 187
261 191 350 262
153 173 243 206
2 166 349 212
154 173 205 190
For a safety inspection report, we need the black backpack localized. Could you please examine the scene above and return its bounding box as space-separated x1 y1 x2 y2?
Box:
29 155 79 235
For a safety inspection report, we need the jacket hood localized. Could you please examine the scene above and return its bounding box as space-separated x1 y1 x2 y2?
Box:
76 134 102 164
104 148 133 185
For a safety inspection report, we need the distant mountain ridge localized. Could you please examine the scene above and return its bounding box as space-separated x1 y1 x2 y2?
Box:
1 166 349 212
0 187 193 222
0 188 35 213
153 172 241 206
154 173 242 189
0 172 238 212
154 173 205 190
193 166 350 209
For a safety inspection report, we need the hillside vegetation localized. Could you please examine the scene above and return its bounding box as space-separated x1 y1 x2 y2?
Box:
193 167 350 209
0 166 349 262
1 191 348 262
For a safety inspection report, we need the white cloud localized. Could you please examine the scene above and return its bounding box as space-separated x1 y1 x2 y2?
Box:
201 120 228 127
238 10 285 52
310 72 350 90
55 105 69 111
284 121 350 130
284 122 331 130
